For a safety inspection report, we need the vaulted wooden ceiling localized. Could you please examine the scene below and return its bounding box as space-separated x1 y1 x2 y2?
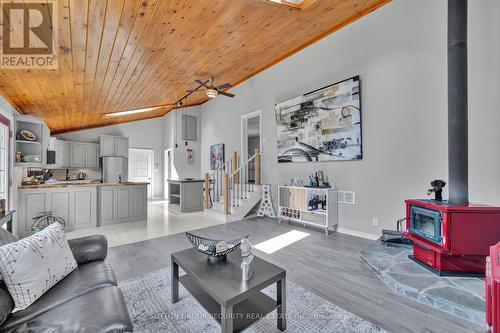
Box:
0 0 390 133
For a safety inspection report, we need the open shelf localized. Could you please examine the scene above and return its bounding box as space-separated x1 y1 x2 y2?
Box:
16 140 41 145
278 185 338 235
179 274 277 332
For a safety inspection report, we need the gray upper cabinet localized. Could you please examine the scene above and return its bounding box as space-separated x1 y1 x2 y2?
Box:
85 144 99 169
55 140 70 167
115 138 129 158
99 136 116 157
70 143 86 168
99 135 129 158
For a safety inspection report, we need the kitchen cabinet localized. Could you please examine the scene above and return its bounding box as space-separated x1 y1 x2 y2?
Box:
54 140 100 169
97 184 147 226
73 188 97 230
131 186 147 218
17 187 97 237
115 137 129 158
116 187 131 219
55 140 70 167
70 143 86 168
99 135 129 158
85 144 100 168
99 136 116 157
98 187 115 225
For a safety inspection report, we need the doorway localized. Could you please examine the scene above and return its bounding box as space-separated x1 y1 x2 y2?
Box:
241 110 262 183
128 148 154 199
164 148 172 200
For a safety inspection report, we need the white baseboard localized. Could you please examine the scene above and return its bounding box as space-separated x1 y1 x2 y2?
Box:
337 227 380 241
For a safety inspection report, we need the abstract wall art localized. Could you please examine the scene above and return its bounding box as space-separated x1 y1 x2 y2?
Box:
275 76 362 163
210 143 225 170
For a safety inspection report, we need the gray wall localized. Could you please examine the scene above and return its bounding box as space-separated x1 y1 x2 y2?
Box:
200 0 500 236
59 117 164 198
162 106 202 179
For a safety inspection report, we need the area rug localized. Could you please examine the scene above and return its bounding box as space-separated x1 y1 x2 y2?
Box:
119 267 387 332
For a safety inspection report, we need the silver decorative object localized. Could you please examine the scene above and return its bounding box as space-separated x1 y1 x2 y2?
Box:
240 238 255 281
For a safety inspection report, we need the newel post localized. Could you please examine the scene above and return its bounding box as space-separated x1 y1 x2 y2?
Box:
232 151 238 184
223 172 230 215
204 173 209 209
255 148 260 185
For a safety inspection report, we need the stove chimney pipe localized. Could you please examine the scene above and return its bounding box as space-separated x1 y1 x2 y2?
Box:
448 0 468 205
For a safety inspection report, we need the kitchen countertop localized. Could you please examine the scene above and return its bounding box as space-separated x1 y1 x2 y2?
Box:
168 178 204 183
18 182 150 189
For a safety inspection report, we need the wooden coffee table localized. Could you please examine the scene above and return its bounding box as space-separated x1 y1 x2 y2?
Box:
171 247 286 333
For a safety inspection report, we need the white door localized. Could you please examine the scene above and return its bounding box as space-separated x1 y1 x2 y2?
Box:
128 148 154 199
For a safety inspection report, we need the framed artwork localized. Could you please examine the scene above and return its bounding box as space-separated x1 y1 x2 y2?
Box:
274 75 362 163
210 143 225 170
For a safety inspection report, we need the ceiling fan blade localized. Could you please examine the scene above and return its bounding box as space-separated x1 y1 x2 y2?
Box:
215 83 232 90
218 91 235 98
186 89 198 93
195 79 210 89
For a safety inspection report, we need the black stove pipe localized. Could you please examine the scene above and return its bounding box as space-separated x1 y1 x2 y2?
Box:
448 0 468 205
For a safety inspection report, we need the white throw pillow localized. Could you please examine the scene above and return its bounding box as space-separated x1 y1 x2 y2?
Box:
0 223 77 312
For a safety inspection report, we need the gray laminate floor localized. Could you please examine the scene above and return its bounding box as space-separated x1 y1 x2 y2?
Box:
106 217 481 333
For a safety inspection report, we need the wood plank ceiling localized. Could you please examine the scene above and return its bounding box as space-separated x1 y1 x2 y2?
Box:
0 0 390 133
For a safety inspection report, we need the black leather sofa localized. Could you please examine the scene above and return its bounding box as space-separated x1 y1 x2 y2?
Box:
0 229 133 332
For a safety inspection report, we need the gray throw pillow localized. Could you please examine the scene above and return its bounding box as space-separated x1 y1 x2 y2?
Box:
0 223 77 312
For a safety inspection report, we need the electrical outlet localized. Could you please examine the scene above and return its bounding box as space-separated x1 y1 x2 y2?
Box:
372 218 379 226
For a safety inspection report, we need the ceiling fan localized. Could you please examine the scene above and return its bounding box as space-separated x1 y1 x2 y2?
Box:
187 77 235 99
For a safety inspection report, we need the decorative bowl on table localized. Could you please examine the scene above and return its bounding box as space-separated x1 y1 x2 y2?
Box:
185 232 248 263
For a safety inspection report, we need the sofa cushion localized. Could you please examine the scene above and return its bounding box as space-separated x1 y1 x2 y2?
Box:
0 223 77 312
0 286 133 333
0 260 117 330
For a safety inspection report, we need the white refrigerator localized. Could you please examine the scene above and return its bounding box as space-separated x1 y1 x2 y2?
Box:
102 157 128 183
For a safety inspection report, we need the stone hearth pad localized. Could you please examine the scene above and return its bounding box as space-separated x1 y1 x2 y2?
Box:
360 241 485 326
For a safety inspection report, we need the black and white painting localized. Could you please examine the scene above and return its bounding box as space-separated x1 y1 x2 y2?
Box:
275 76 362 163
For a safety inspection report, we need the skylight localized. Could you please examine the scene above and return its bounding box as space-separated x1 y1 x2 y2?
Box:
254 230 310 254
261 0 318 10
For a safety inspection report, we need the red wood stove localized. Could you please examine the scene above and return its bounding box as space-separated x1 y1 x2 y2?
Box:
487 242 500 333
404 199 500 276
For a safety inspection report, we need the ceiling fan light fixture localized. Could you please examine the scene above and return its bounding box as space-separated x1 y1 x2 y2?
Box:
206 88 218 99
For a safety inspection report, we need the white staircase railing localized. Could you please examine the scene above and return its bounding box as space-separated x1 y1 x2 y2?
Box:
204 149 261 216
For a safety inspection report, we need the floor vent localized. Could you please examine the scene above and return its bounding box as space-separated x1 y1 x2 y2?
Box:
338 191 355 205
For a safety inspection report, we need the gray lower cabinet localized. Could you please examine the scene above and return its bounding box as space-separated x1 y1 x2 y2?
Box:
73 188 97 230
97 185 147 226
18 187 97 237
